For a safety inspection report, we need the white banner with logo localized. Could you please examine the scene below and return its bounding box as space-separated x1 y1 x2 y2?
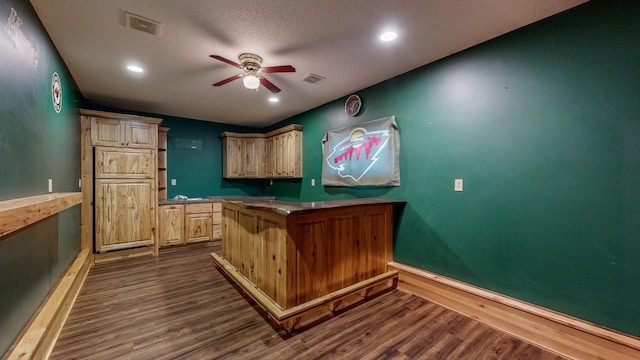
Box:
322 116 400 186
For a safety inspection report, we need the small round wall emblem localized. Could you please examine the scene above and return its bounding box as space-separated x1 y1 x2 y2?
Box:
51 72 62 113
344 94 362 117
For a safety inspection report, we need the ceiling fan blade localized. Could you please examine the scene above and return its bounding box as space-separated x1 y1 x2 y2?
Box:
210 55 242 69
263 65 296 73
260 77 281 93
213 74 242 86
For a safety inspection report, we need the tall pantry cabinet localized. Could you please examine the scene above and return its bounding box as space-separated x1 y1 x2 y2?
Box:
80 109 161 261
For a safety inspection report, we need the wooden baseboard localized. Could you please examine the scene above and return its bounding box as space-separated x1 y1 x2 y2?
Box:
6 248 91 360
388 261 640 360
93 246 154 264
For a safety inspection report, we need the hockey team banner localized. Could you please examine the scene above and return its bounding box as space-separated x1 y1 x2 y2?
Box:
322 116 400 186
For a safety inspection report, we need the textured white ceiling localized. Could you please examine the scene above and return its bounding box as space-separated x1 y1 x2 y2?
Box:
30 0 587 127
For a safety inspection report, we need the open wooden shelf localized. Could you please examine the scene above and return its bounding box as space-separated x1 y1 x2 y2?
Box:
0 192 82 238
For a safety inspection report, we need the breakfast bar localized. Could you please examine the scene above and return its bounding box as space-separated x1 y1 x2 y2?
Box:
210 197 404 329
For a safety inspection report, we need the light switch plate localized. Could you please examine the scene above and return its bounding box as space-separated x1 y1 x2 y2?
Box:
454 179 463 192
171 179 177 186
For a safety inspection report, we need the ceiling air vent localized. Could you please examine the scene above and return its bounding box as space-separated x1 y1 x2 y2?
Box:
303 74 326 84
125 11 161 36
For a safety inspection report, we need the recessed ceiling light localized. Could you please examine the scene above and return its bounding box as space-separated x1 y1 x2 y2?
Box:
268 97 279 103
380 31 397 42
127 65 144 73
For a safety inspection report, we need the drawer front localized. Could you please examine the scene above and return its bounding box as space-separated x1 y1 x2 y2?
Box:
185 202 213 214
95 147 155 178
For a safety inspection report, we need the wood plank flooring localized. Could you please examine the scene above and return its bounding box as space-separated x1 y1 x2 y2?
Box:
50 242 566 359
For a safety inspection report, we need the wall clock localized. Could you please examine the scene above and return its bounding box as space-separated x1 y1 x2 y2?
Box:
344 94 362 117
51 72 62 113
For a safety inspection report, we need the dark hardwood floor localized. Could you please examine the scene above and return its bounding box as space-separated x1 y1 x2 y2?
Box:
50 242 565 360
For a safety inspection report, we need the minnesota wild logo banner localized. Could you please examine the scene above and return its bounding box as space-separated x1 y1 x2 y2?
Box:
322 115 400 186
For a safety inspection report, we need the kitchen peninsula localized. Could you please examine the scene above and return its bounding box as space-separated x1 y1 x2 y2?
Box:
210 197 404 329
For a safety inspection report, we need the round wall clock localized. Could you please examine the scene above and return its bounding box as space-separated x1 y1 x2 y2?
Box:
344 94 362 117
51 72 62 113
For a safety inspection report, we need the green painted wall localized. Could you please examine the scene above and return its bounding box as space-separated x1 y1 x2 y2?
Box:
160 116 267 199
0 0 82 355
263 0 640 336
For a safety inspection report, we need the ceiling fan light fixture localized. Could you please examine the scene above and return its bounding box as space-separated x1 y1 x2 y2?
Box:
380 31 398 42
243 74 260 90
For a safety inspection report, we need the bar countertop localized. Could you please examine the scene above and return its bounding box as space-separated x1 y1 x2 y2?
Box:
215 196 405 216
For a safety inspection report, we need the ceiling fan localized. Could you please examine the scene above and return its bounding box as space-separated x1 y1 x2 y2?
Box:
210 53 295 93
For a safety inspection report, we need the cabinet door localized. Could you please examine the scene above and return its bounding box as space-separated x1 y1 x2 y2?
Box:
274 134 286 177
95 179 155 253
285 130 302 177
264 137 275 177
125 121 157 148
91 117 124 147
242 137 265 178
95 147 155 179
159 205 184 247
222 137 243 178
185 212 213 243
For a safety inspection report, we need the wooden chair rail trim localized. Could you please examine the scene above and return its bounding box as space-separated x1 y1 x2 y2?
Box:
6 248 92 360
211 253 397 322
388 261 640 360
0 193 82 238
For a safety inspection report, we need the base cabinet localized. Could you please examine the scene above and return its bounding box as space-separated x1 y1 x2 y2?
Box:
185 203 213 243
159 201 222 247
159 204 184 247
95 179 155 253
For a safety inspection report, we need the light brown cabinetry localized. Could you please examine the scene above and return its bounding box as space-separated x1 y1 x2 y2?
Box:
90 117 157 149
95 147 155 178
221 135 265 178
159 204 183 247
221 124 302 179
158 200 222 247
80 109 161 258
95 179 155 252
265 127 302 178
185 203 213 243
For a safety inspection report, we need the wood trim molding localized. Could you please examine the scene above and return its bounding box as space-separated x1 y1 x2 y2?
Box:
388 261 640 360
79 109 162 124
264 124 304 137
0 193 82 238
6 248 92 360
219 124 304 139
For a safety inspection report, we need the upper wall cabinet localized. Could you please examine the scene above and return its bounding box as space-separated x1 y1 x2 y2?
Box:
265 126 303 178
220 124 302 179
90 117 157 149
221 134 265 178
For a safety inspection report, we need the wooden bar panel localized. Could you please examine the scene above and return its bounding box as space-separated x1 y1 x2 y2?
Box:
218 200 398 321
294 218 330 304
